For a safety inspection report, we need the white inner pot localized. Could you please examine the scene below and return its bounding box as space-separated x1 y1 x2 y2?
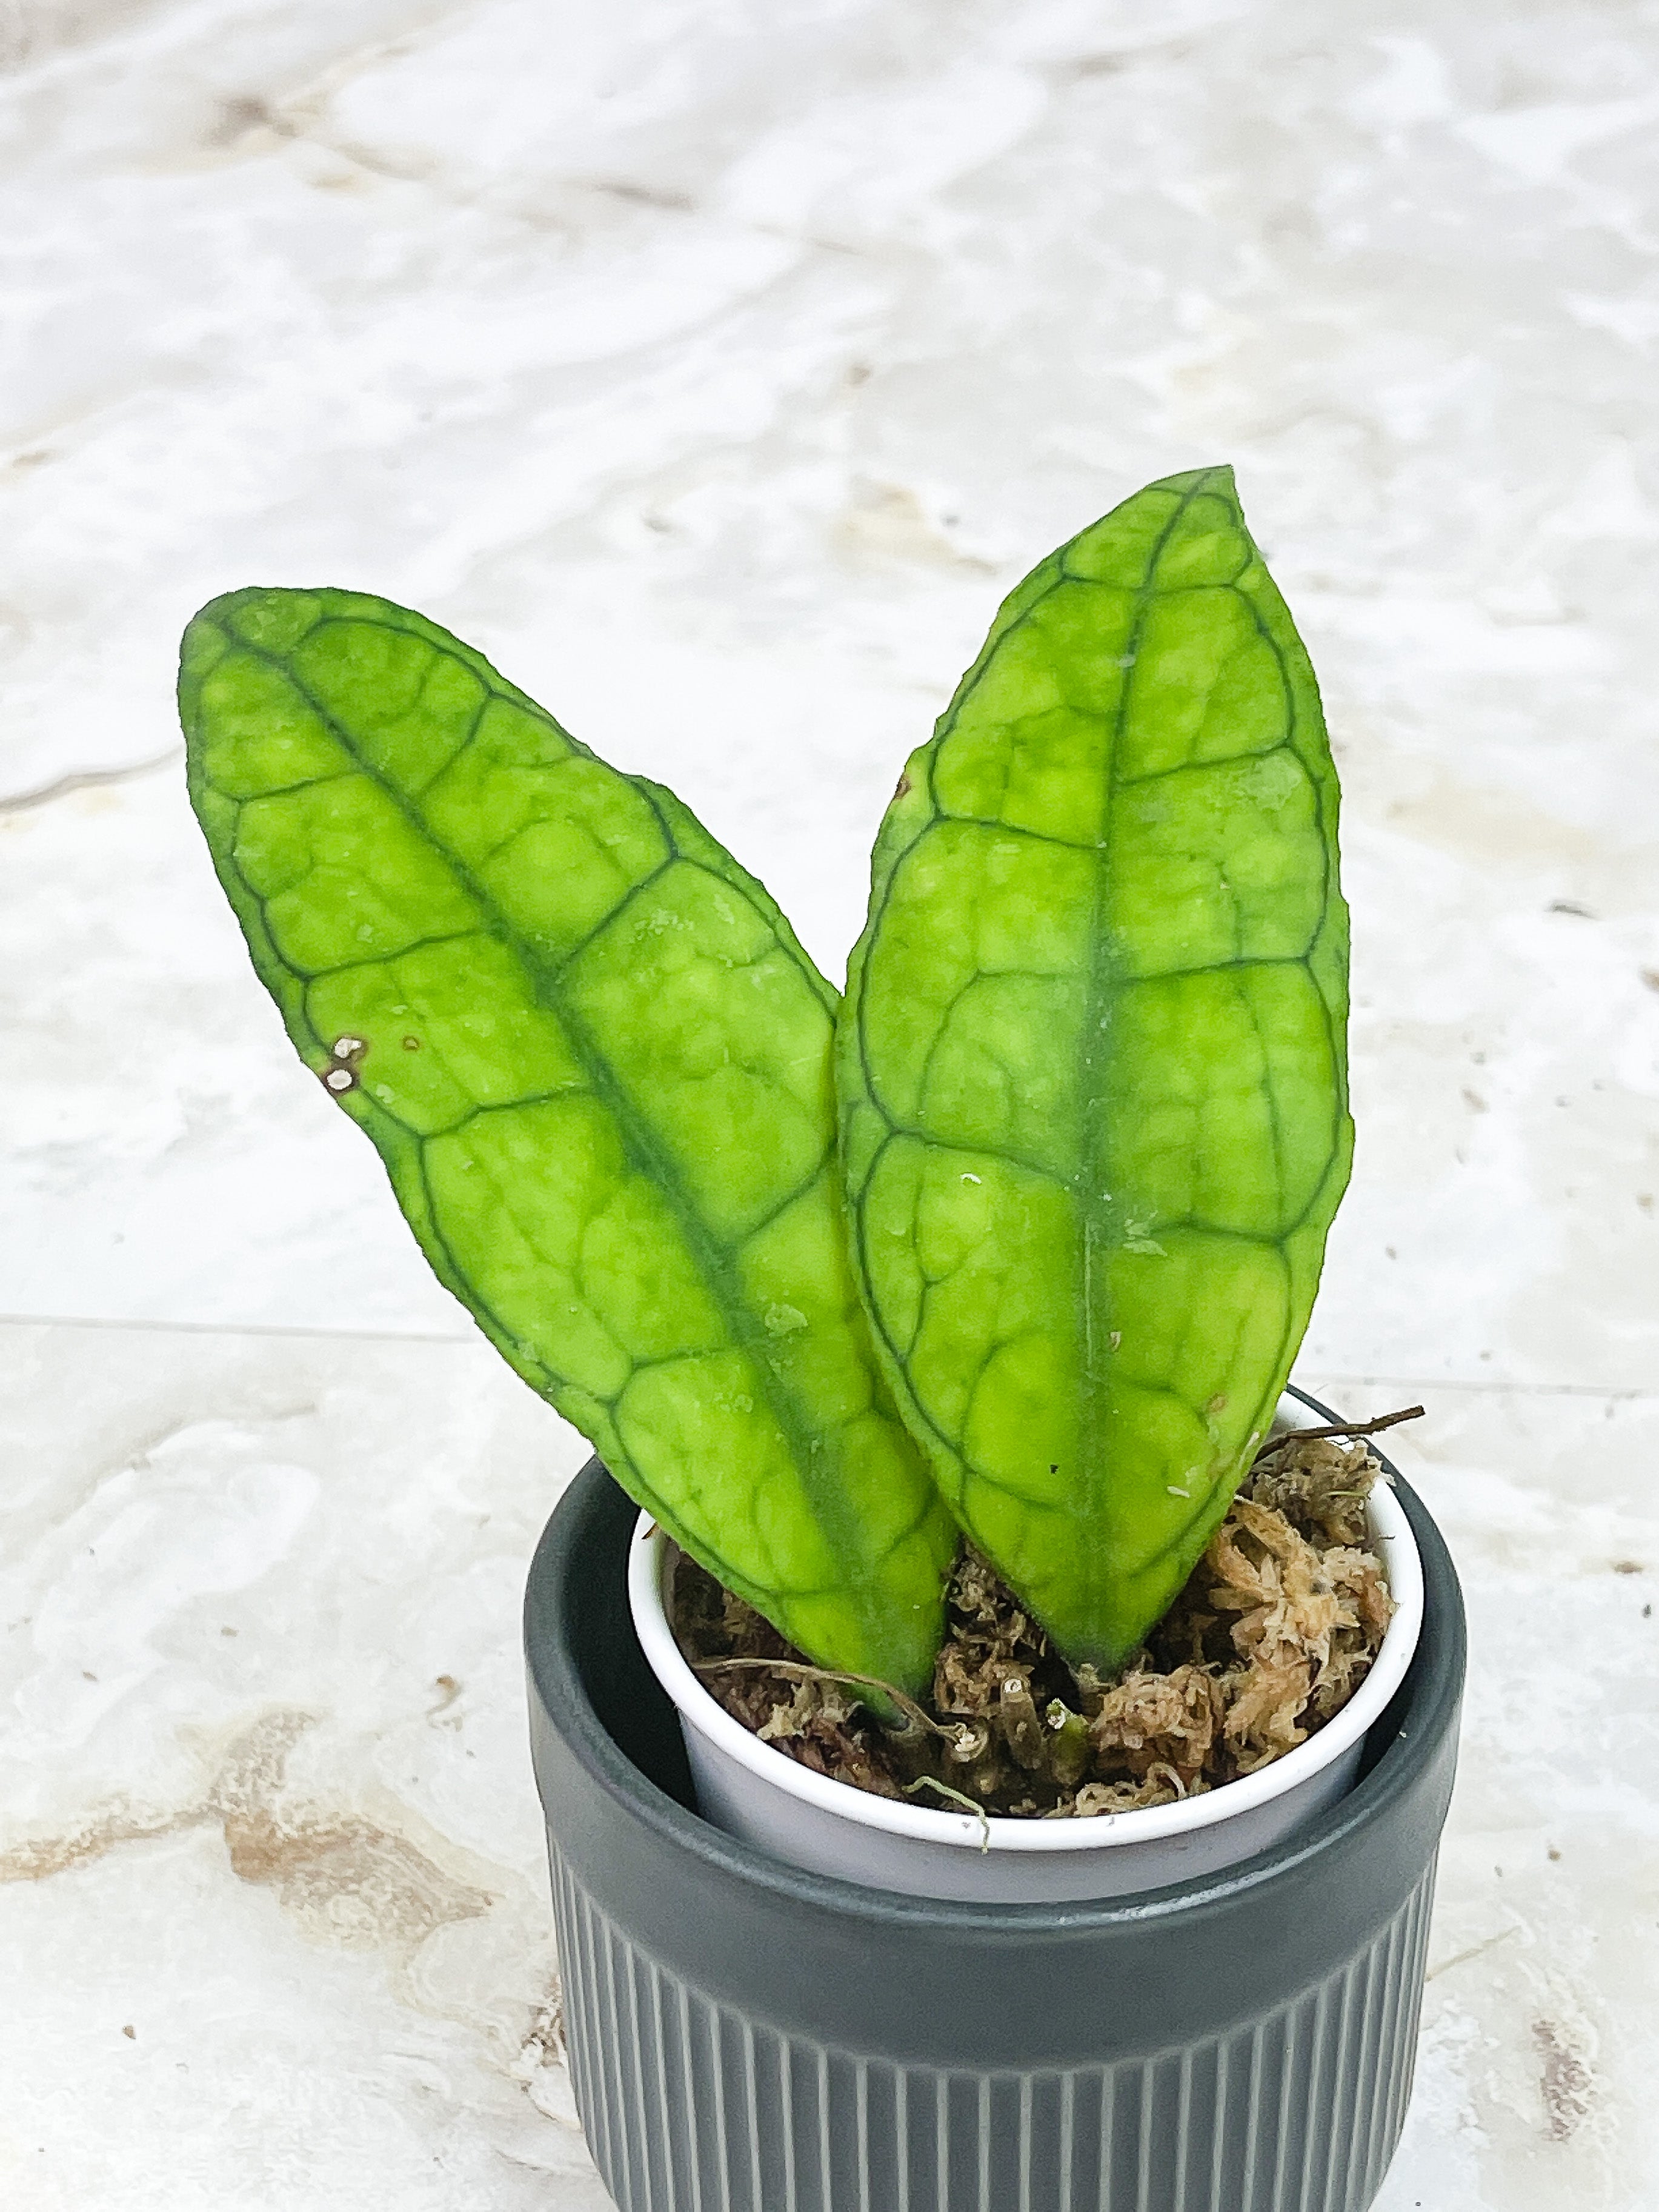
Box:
628 1393 1425 1902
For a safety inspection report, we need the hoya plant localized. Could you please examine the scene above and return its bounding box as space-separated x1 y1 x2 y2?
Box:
179 466 1349 1695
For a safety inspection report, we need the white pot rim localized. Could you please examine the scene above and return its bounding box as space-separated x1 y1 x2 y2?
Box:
628 1417 1425 1859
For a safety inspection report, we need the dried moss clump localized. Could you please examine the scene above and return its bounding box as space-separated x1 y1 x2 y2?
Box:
671 1432 1397 1819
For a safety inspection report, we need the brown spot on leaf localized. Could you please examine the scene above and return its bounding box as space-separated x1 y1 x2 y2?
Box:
323 1035 367 1092
402 1035 421 1050
894 773 911 799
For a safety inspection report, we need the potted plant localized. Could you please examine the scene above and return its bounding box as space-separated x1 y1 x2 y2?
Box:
180 467 1464 2212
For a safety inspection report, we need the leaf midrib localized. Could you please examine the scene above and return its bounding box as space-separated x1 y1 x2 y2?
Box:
224 614 879 1600
1075 474 1216 1604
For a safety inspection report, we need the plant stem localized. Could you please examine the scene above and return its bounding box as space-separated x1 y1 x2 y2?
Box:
1254 1404 1424 1455
691 1656 960 1745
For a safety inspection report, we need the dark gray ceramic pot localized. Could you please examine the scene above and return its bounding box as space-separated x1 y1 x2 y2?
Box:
525 1392 1465 2212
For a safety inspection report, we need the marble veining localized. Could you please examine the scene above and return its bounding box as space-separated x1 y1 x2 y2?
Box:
2 2 1657 2205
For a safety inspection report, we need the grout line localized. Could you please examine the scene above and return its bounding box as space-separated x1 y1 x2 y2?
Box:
0 1321 1651 1400
1305 1371 1659 1402
0 1311 476 1347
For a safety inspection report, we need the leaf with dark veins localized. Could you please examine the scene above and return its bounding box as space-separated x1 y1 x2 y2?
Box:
180 588 954 1690
837 468 1352 1667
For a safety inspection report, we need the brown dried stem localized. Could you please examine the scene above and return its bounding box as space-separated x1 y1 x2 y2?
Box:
691 1657 962 1747
1252 1404 1423 1454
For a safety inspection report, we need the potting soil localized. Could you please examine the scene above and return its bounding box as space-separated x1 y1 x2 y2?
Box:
669 1433 1396 1819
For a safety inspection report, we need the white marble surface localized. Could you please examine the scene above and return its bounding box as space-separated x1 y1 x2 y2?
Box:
2 2 1657 2205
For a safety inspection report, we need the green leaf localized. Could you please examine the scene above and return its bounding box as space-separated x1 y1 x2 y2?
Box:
180 588 954 1690
837 468 1352 1667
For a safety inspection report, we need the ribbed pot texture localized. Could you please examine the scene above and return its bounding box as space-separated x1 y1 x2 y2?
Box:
525 1397 1466 2212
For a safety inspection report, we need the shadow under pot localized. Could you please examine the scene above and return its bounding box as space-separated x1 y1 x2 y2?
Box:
524 1387 1466 2212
